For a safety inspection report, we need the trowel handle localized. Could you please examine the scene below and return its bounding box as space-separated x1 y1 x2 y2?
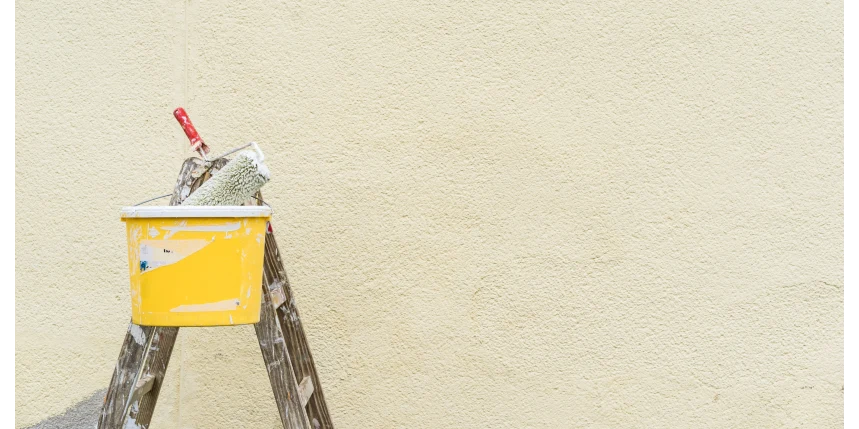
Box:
173 107 210 156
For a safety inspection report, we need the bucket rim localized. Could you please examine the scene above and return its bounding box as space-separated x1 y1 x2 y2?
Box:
120 206 272 219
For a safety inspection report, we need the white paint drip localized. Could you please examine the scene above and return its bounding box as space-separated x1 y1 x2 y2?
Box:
162 222 241 239
267 359 284 370
161 220 185 240
123 403 143 429
148 227 160 237
170 298 240 313
245 145 271 179
270 279 285 292
129 226 143 249
129 324 146 345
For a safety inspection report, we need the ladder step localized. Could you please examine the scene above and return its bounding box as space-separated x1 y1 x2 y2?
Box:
269 279 288 309
129 374 155 405
298 376 315 408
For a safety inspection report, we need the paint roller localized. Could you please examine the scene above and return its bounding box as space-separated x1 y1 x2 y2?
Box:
181 142 270 206
172 108 270 206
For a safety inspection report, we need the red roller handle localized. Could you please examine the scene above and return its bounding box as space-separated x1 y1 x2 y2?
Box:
173 107 210 155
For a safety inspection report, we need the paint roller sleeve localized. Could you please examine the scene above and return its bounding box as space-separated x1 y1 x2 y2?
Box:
181 149 270 207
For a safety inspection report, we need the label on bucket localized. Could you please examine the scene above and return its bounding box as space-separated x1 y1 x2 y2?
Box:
139 239 210 273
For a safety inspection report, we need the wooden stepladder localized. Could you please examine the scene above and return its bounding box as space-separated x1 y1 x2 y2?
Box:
98 157 334 429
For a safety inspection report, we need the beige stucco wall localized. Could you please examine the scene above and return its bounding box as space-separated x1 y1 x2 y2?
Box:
16 1 843 428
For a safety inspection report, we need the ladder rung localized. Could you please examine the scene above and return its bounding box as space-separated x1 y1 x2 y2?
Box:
298 376 315 408
129 374 155 406
269 279 288 308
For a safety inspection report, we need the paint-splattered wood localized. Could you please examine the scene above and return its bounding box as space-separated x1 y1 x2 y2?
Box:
98 158 228 429
98 322 178 429
254 190 334 428
255 270 313 429
257 203 335 429
100 157 333 429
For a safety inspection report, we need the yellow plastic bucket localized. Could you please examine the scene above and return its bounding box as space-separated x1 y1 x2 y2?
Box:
120 206 272 326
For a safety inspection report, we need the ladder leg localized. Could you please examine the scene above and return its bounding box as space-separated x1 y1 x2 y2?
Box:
99 158 227 428
263 229 335 429
256 282 314 429
98 325 179 428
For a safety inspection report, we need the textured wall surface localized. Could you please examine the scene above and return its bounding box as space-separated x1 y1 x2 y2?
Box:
16 1 843 428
